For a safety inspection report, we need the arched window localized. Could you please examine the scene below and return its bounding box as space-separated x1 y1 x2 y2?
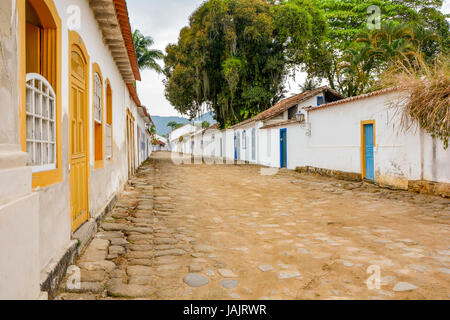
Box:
92 64 104 168
26 73 56 172
22 0 62 188
105 81 113 160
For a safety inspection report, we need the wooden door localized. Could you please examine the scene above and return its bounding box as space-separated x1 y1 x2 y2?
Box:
280 129 287 168
69 48 89 231
364 124 375 180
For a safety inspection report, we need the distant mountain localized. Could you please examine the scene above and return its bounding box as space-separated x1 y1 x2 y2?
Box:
151 111 216 136
193 111 216 125
151 116 189 136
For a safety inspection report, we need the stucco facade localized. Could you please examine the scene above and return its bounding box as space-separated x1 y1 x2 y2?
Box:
0 0 153 299
173 89 449 196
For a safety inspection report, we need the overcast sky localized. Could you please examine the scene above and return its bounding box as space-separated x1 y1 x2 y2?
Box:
127 0 450 117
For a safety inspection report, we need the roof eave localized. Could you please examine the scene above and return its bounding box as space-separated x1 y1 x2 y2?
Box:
90 0 141 83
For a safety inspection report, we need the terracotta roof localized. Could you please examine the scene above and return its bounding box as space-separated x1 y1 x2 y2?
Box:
203 123 219 133
230 86 344 129
113 0 141 81
155 140 166 146
140 105 153 123
127 83 141 107
260 119 300 130
306 87 401 112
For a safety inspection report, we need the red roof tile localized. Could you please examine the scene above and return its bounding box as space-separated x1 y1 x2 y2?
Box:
126 83 141 107
307 87 400 112
260 119 300 130
230 87 343 129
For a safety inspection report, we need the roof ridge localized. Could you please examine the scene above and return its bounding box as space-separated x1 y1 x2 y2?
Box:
307 87 401 112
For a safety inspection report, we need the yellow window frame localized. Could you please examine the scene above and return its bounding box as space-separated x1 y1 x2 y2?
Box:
105 79 114 163
360 120 376 179
92 63 104 169
18 0 62 190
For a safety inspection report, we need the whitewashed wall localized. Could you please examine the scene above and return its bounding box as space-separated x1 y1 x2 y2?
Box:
232 123 259 163
36 0 150 272
305 91 450 187
168 124 196 151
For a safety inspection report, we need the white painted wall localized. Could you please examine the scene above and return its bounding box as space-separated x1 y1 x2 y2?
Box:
168 124 196 151
33 0 152 273
304 92 450 186
224 129 235 162
232 123 259 163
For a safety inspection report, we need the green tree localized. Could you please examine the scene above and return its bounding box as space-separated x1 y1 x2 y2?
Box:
202 121 211 129
167 121 184 130
305 0 449 95
164 0 327 127
150 125 156 135
133 29 164 73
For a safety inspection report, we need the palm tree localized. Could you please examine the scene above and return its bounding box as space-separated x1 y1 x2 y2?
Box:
356 21 416 67
133 29 164 73
299 78 320 92
339 44 378 97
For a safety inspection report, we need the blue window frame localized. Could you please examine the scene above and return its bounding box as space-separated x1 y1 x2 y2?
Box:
317 96 324 106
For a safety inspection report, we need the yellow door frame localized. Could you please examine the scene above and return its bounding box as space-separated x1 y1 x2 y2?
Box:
127 109 136 176
360 120 376 179
69 30 90 232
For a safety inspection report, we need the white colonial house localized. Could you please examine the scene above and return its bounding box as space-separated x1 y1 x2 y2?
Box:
0 0 153 299
152 134 168 151
173 87 449 197
168 123 196 153
229 87 343 167
297 88 450 193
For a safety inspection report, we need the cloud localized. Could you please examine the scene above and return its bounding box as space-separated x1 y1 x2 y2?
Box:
127 0 449 117
128 0 204 117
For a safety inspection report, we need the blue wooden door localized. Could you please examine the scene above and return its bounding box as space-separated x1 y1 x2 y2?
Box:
280 129 287 168
237 133 241 160
364 124 374 180
234 134 237 160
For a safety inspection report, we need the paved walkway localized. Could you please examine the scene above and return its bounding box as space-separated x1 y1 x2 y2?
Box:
56 152 450 300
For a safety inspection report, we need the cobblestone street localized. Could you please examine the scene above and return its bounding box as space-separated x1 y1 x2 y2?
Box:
57 152 450 300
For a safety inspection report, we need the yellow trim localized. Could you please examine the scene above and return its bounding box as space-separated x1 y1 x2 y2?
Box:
126 109 136 175
92 62 104 169
105 78 114 163
360 120 376 179
19 0 63 189
69 30 90 232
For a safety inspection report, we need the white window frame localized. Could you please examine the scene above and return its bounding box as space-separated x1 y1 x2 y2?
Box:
94 73 102 124
106 124 112 160
242 130 247 149
26 73 57 173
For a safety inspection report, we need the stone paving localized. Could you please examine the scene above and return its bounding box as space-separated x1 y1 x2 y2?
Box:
56 152 450 300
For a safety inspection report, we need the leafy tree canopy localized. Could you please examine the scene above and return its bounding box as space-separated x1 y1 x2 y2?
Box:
305 0 449 96
167 121 185 130
163 0 328 128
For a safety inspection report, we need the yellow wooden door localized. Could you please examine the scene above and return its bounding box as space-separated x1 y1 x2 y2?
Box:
70 48 89 232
